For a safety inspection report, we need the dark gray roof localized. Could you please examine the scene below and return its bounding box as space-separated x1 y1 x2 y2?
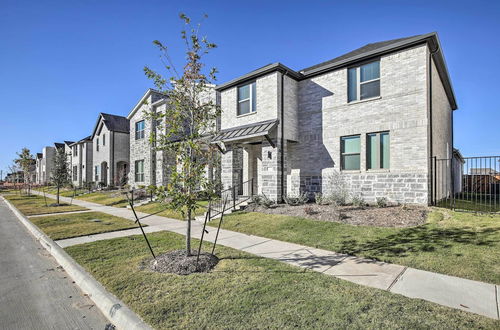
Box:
213 119 278 143
215 32 457 110
101 113 130 133
64 140 74 146
90 113 130 140
54 142 65 149
300 35 419 73
36 153 43 159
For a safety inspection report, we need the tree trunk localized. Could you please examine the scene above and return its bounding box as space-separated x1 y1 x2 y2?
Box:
57 186 60 205
186 208 192 256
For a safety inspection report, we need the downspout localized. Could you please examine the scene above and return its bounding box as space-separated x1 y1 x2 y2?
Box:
280 71 285 202
111 131 115 187
428 41 439 205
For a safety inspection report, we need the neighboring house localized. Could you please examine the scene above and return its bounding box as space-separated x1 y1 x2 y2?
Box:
214 32 457 204
35 152 43 184
69 136 93 187
39 146 56 184
63 140 74 180
127 89 167 188
452 148 465 193
91 113 130 187
126 88 217 189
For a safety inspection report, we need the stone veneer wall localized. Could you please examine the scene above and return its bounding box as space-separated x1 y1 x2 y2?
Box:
287 44 431 205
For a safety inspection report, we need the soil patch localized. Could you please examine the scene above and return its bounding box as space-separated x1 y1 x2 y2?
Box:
244 203 428 228
147 250 219 275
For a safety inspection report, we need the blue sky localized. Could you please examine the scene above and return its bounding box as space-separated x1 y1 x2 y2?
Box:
1 0 499 175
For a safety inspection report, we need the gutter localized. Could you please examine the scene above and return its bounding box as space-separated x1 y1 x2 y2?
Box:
280 72 285 202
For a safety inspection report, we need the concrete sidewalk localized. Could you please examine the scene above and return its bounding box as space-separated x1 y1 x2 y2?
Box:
35 191 500 320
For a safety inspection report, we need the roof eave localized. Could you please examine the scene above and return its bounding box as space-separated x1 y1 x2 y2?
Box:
215 63 303 92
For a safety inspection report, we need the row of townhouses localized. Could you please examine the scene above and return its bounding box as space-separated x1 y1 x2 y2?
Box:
34 32 457 205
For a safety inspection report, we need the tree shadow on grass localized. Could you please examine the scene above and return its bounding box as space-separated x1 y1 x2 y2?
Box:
338 225 499 260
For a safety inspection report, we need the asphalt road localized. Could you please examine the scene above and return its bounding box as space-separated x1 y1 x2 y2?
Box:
0 198 109 329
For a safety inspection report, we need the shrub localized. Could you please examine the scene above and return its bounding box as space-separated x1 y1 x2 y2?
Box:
376 197 388 208
252 194 275 208
351 194 365 207
283 192 309 206
314 192 330 205
326 171 350 206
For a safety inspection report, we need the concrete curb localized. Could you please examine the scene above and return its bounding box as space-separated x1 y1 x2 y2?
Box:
0 196 152 330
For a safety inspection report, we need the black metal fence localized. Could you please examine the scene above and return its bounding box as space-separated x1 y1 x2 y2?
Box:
431 156 500 212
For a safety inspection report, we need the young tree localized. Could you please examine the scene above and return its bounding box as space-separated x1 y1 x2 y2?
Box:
144 13 220 256
14 147 34 195
51 147 71 205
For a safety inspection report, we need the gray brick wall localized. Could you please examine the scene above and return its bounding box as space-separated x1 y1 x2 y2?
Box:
286 44 431 204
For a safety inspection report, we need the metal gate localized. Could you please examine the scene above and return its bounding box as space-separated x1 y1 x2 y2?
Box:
431 156 500 212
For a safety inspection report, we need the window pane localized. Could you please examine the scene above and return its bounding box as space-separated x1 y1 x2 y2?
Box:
360 80 380 99
341 136 360 153
238 100 250 115
360 61 380 82
342 154 360 170
381 132 390 169
367 134 377 169
238 84 250 101
251 82 256 112
348 68 357 102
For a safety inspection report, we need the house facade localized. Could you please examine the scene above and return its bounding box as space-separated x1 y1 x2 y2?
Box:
127 89 167 188
69 136 93 187
126 88 217 189
215 32 457 204
38 146 56 184
91 113 130 187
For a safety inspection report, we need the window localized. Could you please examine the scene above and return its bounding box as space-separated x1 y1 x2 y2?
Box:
96 138 99 151
348 61 380 102
341 135 360 170
94 165 99 181
367 132 390 169
135 120 145 140
73 146 78 157
237 82 256 115
73 166 78 181
135 160 144 182
103 134 106 146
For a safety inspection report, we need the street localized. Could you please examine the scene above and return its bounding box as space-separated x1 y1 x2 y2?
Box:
0 199 109 329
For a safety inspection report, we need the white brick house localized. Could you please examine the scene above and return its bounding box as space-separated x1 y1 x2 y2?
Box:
36 146 56 185
69 136 93 187
127 89 167 188
126 88 217 189
90 113 130 187
215 32 457 204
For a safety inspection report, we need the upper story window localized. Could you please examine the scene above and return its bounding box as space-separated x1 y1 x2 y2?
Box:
73 146 78 157
103 134 106 146
237 82 256 116
348 61 380 102
96 138 99 151
135 120 145 140
367 132 390 170
341 135 360 170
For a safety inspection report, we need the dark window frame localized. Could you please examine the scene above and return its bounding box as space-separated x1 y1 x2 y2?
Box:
237 81 257 116
340 134 361 171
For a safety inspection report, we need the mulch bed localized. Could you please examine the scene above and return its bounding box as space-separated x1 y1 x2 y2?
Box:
244 203 428 228
146 250 219 275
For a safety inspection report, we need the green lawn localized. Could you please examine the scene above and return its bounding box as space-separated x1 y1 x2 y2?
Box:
135 201 208 220
3 194 87 216
209 209 500 284
65 231 497 329
30 211 140 240
75 191 129 208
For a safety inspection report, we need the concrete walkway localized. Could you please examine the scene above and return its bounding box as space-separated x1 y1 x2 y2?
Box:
0 198 109 329
34 191 500 320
